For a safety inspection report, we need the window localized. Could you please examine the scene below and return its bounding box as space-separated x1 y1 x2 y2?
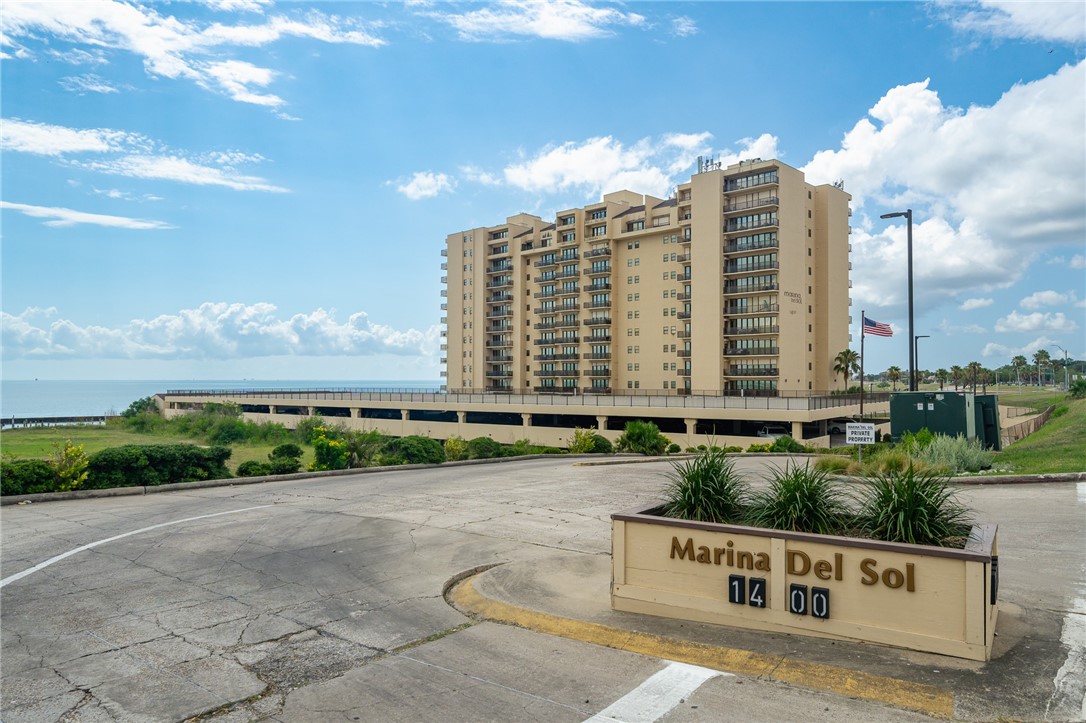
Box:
560 215 576 226
662 363 668 371
634 276 639 283
671 253 677 262
627 311 634 319
634 328 640 336
628 293 634 301
634 293 639 301
627 275 634 284
634 258 640 266
561 232 575 242
663 290 669 298
626 220 645 232
628 259 633 267
590 209 607 220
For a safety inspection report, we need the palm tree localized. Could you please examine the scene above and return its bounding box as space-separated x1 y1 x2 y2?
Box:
967 361 982 393
886 365 903 391
833 348 860 390
1033 349 1051 386
935 368 949 390
950 365 964 390
1012 355 1027 387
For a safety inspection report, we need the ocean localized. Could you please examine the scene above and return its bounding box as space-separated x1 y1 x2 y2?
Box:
0 380 443 419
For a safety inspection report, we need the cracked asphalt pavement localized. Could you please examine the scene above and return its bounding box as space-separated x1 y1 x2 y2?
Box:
1 457 1083 722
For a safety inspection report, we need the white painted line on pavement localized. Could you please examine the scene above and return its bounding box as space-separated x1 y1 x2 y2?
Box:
583 661 729 723
1044 483 1086 721
0 505 274 589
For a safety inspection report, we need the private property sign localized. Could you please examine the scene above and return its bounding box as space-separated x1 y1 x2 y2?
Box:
846 422 876 445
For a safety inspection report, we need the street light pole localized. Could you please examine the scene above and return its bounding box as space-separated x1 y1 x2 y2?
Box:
1055 344 1069 390
880 209 916 391
914 335 929 388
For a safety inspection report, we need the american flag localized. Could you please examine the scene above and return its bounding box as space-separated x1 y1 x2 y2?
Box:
863 316 893 337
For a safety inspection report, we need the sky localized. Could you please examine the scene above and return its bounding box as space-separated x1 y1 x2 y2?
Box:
1 0 1084 382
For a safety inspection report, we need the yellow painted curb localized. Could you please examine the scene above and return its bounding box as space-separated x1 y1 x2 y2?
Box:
449 574 954 719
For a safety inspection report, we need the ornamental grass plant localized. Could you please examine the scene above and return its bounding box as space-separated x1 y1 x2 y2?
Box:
744 463 850 536
857 465 974 547
661 448 749 524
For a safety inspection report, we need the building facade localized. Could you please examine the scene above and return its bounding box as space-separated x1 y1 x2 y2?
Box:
441 158 852 396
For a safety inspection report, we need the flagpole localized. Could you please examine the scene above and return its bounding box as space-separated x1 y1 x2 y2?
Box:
860 310 866 419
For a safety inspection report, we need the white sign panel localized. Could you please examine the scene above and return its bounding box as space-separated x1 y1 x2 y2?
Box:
846 423 876 445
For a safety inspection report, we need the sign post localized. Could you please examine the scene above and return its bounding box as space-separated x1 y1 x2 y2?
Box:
846 422 876 462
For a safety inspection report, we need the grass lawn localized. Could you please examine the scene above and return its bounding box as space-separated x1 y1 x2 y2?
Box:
992 397 1085 474
1 424 314 473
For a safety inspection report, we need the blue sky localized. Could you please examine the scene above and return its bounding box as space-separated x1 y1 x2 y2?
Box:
2 0 1083 381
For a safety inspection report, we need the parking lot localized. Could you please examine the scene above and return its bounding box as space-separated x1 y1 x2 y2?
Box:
2 456 1083 721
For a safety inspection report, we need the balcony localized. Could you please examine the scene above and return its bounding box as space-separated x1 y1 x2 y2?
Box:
440 290 447 297
485 324 512 334
583 333 611 343
677 330 691 339
676 254 691 263
534 338 560 346
441 303 448 310
584 368 611 378
534 257 559 268
724 218 778 234
486 262 513 274
486 278 513 289
724 175 778 192
677 311 691 320
440 343 447 351
488 292 513 303
724 196 779 213
535 369 571 378
534 302 579 314
535 353 579 361
724 238 778 254
724 347 780 356
584 281 612 293
724 261 779 275
534 385 576 394
555 286 580 296
440 316 447 324
583 386 612 394
726 367 780 377
487 353 513 363
534 273 558 283
486 384 513 393
534 321 563 330
725 303 779 315
678 349 691 358
723 325 779 336
554 269 580 280
485 339 511 348
583 265 611 276
440 357 447 364
559 252 580 262
485 370 513 378
676 292 692 302
583 317 611 326
486 308 512 318
583 247 612 259
677 367 691 377
677 272 692 281
533 290 557 299
724 281 778 294
441 262 448 270
441 249 448 257
583 352 611 361
583 300 611 309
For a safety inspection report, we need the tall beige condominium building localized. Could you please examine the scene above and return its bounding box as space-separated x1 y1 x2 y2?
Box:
441 158 852 396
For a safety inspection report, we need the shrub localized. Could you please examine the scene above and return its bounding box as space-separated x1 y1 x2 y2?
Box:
267 456 302 475
746 443 772 453
237 460 271 477
444 435 468 461
50 441 89 491
85 444 231 488
381 436 445 465
661 449 749 524
615 420 668 456
667 443 681 454
1051 405 1069 419
857 465 974 547
466 436 505 460
1069 379 1086 399
343 430 384 468
271 443 304 460
589 433 614 454
1 459 62 496
768 435 806 453
814 456 851 474
567 428 597 454
913 434 993 473
296 415 335 444
121 396 159 418
744 463 850 535
310 429 348 471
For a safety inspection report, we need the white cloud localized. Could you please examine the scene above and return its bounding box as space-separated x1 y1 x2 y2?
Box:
994 310 1078 333
0 201 173 230
460 165 502 186
204 0 272 12
940 0 1086 44
1 118 145 156
495 131 764 199
938 319 987 334
48 47 108 65
2 1 385 108
75 154 289 192
396 171 455 200
431 0 645 42
1 303 440 361
1071 255 1086 269
1020 290 1078 309
981 335 1057 360
959 298 993 311
59 73 120 94
804 62 1086 315
671 16 698 37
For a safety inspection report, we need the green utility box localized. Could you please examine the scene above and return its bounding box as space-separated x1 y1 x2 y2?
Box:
889 391 1002 450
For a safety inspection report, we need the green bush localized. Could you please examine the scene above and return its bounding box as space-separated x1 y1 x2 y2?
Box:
857 465 973 547
567 428 597 454
1069 380 1086 399
661 449 749 524
271 443 304 460
913 434 993 473
381 436 445 465
343 430 384 468
121 396 159 418
85 444 232 488
814 456 851 474
50 441 89 491
1051 405 1069 419
267 456 301 475
615 420 668 455
1 459 62 496
466 436 505 460
444 435 468 461
744 463 849 535
768 434 807 453
667 443 681 454
237 460 271 477
746 443 772 453
310 428 348 471
589 433 614 454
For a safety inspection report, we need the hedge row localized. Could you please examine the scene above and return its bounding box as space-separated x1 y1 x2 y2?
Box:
1 444 232 496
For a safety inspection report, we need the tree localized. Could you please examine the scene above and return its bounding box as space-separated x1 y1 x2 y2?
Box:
833 349 860 390
950 365 964 390
886 366 903 391
1012 355 1027 387
935 368 949 390
967 361 982 393
1033 349 1051 386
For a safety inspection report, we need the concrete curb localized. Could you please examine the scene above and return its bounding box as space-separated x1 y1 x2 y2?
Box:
445 568 955 719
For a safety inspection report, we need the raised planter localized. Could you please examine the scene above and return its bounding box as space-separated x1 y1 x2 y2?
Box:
611 504 998 661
